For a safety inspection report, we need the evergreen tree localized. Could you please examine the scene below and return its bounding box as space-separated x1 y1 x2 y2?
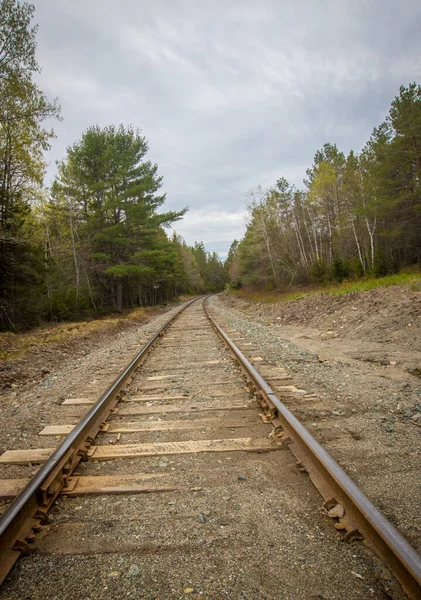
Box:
52 125 186 311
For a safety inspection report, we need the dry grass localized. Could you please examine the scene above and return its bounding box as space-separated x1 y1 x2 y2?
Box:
0 306 161 361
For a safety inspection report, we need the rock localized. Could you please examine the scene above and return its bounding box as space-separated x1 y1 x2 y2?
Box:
389 360 397 366
196 513 207 523
351 571 364 580
41 367 50 375
184 588 194 594
327 504 345 519
334 522 346 530
126 564 140 577
108 571 120 577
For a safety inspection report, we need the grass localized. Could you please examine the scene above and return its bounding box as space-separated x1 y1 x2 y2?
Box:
327 272 421 295
229 271 421 305
0 304 166 362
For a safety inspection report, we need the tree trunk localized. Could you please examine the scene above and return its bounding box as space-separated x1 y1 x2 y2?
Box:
68 205 80 301
293 213 309 270
259 214 278 286
351 219 366 273
365 217 376 271
327 214 333 263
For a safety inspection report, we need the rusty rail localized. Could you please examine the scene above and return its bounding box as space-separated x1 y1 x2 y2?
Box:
204 299 421 599
0 297 199 584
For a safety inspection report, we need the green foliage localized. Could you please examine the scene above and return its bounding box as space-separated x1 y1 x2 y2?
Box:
0 0 60 330
170 234 204 294
0 235 46 329
372 251 393 277
189 242 226 292
105 265 154 279
233 82 421 292
309 260 328 283
52 124 186 312
46 287 94 322
331 257 350 283
192 241 208 274
0 0 38 79
348 258 365 279
224 239 242 288
224 281 241 291
91 253 110 263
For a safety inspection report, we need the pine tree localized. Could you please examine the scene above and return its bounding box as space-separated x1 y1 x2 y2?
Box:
53 125 186 311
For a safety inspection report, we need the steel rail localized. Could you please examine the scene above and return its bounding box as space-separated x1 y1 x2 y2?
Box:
204 299 421 599
0 297 199 584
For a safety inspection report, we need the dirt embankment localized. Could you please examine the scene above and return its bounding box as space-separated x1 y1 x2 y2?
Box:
225 286 421 370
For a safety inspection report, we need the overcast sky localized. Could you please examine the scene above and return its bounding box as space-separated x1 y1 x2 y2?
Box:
33 0 421 257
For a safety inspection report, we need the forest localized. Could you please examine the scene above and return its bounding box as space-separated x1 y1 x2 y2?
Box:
2 1 421 332
226 83 421 289
0 0 225 331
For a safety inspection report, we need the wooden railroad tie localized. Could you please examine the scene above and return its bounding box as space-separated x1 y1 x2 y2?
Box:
0 437 280 465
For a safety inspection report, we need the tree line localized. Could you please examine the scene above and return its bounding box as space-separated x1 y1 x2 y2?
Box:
226 83 421 289
0 0 225 331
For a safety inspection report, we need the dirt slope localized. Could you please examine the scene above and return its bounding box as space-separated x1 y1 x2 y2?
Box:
224 286 421 371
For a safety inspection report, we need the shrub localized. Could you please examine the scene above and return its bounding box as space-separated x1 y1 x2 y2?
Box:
373 252 392 277
309 260 328 283
331 257 350 283
348 258 365 279
224 281 241 291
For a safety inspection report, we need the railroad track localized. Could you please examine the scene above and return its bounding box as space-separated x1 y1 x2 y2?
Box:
0 297 420 599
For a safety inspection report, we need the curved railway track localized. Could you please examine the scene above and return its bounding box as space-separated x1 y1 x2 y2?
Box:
0 297 420 599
